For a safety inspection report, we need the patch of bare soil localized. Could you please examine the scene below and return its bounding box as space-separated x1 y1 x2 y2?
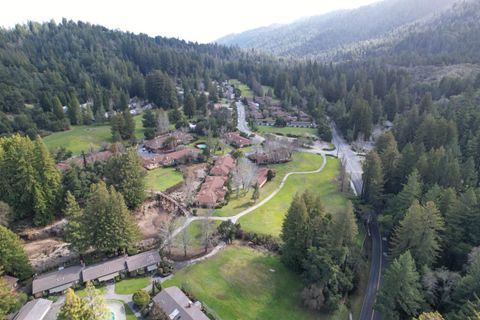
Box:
24 238 78 273
135 199 172 240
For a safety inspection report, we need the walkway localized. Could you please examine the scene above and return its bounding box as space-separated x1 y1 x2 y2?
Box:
169 152 327 240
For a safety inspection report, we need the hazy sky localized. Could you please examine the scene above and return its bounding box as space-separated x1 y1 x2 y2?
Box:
0 0 380 43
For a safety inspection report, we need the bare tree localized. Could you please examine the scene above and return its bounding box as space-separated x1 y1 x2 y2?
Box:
232 157 257 196
159 218 176 256
183 174 197 208
179 226 192 257
156 108 170 134
201 207 217 253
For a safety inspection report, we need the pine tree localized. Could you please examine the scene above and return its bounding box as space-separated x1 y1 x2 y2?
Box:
83 182 139 253
52 96 65 120
156 109 170 134
68 95 82 125
197 92 208 116
64 192 87 253
184 92 196 118
105 149 146 209
361 151 384 209
387 170 423 227
123 111 135 140
281 194 309 271
0 226 32 280
391 201 445 268
375 251 424 319
32 137 61 225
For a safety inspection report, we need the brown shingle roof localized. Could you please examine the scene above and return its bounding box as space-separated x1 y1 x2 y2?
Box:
153 286 209 320
194 176 227 206
210 155 235 176
126 250 161 272
81 257 126 282
32 266 83 295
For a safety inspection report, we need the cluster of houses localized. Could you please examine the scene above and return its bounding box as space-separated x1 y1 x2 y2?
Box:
31 250 161 297
245 97 317 128
194 155 236 207
141 131 202 170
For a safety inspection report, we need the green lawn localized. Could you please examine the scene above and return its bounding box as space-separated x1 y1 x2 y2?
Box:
75 285 107 297
145 167 184 191
230 79 253 98
212 152 323 218
114 277 150 295
43 115 144 155
238 156 349 237
163 246 348 320
257 125 318 137
172 220 221 257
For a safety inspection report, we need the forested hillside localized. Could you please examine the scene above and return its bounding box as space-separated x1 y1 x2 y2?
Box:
216 0 456 58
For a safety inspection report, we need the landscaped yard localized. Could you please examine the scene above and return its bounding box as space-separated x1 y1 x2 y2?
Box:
256 125 318 137
238 156 349 237
163 246 349 320
114 277 150 295
75 285 107 297
212 152 324 218
145 167 184 191
43 115 144 155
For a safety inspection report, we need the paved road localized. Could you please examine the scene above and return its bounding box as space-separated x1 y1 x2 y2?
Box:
331 122 364 196
359 219 383 320
236 101 264 144
329 122 384 320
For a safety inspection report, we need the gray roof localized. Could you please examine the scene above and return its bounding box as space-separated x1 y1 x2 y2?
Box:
153 286 209 320
82 256 126 282
126 250 161 272
32 266 83 294
14 299 52 320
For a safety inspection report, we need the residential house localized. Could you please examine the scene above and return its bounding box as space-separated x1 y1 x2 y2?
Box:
225 132 252 148
32 266 84 298
194 176 228 207
81 256 126 283
13 299 52 320
144 131 193 153
255 167 270 188
142 148 201 170
210 155 235 177
126 250 161 276
153 286 209 320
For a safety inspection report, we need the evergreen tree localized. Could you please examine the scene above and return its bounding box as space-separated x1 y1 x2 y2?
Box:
387 170 423 227
82 105 94 125
64 192 87 253
281 194 309 271
0 225 32 280
32 137 61 225
184 92 196 118
197 92 208 116
52 96 65 120
58 288 91 320
105 149 146 209
391 201 445 268
68 95 82 125
251 184 260 203
82 282 109 319
83 182 139 253
361 151 384 209
452 254 480 310
375 251 424 319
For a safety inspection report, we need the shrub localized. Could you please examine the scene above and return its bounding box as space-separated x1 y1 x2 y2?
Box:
133 289 151 310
